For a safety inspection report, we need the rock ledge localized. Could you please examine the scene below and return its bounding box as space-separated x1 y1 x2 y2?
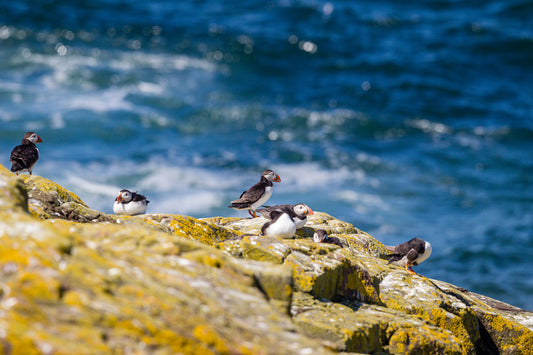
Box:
1 164 532 354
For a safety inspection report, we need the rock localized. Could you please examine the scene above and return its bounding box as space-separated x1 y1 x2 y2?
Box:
1 163 532 354
20 174 112 222
117 214 239 246
0 164 28 213
0 216 330 354
219 217 533 354
291 292 463 353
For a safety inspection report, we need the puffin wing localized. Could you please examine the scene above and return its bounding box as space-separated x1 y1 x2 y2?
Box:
231 182 265 204
255 206 275 219
260 214 279 236
384 245 396 252
394 238 425 255
10 144 38 171
406 249 420 263
256 204 291 219
131 192 148 203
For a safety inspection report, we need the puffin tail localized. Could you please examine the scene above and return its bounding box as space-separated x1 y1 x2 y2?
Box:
228 202 249 209
384 245 396 252
10 160 24 173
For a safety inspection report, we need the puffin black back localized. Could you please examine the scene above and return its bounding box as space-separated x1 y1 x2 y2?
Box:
10 131 42 175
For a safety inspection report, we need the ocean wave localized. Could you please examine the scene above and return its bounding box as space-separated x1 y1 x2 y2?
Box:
60 164 229 215
273 162 367 191
405 118 452 136
44 158 378 218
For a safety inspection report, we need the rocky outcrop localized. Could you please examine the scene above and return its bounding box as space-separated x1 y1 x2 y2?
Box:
1 163 532 354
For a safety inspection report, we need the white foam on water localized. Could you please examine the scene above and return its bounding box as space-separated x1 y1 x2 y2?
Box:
405 118 452 136
27 50 216 76
137 81 164 95
272 162 366 192
9 49 219 118
66 175 121 197
67 88 134 113
137 164 237 192
334 189 390 212
52 159 242 216
0 109 16 122
34 157 383 219
135 164 237 214
155 191 223 215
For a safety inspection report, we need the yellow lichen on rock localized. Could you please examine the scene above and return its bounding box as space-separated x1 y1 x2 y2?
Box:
21 174 87 206
0 213 331 354
292 292 463 354
0 163 28 213
1 163 533 354
476 311 533 354
116 214 239 246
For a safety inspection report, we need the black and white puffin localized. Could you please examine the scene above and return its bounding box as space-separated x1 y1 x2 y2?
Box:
313 229 342 246
260 210 297 239
385 237 432 275
228 169 281 217
10 132 42 175
113 189 150 215
256 203 313 229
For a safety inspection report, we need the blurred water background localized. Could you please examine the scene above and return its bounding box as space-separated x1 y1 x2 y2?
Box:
1 0 532 310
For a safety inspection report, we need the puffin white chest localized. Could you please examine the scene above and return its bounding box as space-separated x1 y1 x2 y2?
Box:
32 146 39 167
293 216 307 229
416 241 432 264
113 200 148 215
263 213 296 239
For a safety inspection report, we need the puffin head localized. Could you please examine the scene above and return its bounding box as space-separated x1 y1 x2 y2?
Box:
313 229 328 243
23 132 42 144
116 189 133 203
262 169 281 183
293 203 313 218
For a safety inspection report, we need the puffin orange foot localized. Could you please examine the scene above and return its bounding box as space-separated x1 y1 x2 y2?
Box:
405 264 418 275
249 210 258 218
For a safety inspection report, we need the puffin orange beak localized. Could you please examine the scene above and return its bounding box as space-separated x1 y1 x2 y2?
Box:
307 207 314 216
116 194 123 203
273 174 281 182
36 136 43 143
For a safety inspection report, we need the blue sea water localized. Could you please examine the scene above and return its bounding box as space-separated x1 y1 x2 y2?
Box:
1 0 532 310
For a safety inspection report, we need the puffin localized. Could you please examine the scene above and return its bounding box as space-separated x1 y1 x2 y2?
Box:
313 229 342 246
228 169 281 217
260 210 297 239
10 132 42 175
385 237 432 275
256 203 314 229
113 189 150 215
